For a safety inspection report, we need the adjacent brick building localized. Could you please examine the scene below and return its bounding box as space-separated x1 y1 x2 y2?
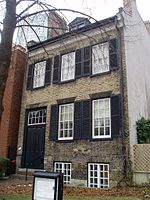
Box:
17 0 150 187
0 45 27 162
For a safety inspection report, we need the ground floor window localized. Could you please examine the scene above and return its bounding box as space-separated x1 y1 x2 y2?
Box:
88 163 109 188
54 162 71 184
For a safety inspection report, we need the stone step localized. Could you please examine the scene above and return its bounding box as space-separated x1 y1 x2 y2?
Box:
11 173 33 181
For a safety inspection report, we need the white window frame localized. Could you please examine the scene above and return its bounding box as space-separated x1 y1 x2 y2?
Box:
54 162 72 184
33 61 46 89
58 103 74 140
33 61 46 88
88 163 109 188
92 98 111 139
92 42 109 75
28 109 46 126
61 52 75 82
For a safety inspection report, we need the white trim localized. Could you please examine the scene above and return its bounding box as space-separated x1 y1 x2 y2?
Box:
28 109 46 126
61 52 75 82
33 60 46 88
92 98 111 139
88 163 109 188
58 103 74 140
92 42 109 75
54 162 72 184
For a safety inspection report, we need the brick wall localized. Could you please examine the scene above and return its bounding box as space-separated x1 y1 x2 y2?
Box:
0 45 27 159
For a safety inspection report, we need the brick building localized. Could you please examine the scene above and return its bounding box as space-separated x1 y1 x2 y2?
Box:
0 45 27 163
17 0 150 187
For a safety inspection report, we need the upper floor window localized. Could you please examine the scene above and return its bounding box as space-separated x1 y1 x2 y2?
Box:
33 61 46 88
53 39 117 84
61 52 75 82
92 42 109 75
27 58 52 90
92 98 111 138
58 103 74 140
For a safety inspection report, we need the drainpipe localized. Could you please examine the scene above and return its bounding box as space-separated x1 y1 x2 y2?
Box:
115 9 127 178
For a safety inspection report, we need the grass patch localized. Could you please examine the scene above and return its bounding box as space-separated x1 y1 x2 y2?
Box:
0 196 140 200
65 197 139 200
0 196 31 200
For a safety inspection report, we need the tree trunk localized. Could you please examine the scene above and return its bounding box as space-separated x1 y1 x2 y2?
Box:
0 0 16 121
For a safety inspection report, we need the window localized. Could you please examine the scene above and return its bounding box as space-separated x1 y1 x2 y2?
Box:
61 52 75 81
28 109 46 125
33 61 46 88
92 42 109 74
92 98 111 138
58 103 74 140
54 162 71 184
88 163 109 188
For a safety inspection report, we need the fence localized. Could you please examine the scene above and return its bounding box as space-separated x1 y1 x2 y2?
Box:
133 144 150 184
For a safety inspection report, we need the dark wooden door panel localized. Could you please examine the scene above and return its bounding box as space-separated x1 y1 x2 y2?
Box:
25 125 45 169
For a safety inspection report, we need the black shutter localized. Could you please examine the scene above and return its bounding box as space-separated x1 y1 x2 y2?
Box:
109 38 118 70
45 58 52 85
74 101 82 140
82 100 91 139
53 55 60 83
26 64 34 90
111 95 121 138
83 46 91 76
75 49 82 78
49 104 58 141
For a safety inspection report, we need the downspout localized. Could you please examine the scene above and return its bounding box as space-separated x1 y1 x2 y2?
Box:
115 9 127 179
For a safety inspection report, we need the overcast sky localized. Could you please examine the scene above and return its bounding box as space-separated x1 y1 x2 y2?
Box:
12 0 150 45
47 0 150 22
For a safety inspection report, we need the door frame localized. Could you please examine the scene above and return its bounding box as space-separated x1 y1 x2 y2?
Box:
21 107 46 169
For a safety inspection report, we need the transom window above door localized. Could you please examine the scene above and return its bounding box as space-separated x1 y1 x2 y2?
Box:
33 61 46 88
61 52 75 82
28 109 46 125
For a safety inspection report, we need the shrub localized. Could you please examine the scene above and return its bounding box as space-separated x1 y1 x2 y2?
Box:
0 156 9 177
136 117 150 144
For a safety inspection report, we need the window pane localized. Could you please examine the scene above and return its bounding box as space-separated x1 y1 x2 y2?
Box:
61 52 75 81
93 98 111 138
28 109 46 125
54 162 71 184
88 163 109 188
92 42 109 74
33 61 46 88
59 104 74 139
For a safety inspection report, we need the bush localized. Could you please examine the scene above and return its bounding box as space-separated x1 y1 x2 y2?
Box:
0 156 9 177
136 117 150 144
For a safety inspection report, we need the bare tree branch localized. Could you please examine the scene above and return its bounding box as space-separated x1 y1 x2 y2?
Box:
17 1 37 17
17 14 49 56
17 8 98 23
16 24 68 30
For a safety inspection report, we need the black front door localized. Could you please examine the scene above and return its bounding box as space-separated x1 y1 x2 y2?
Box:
25 125 45 169
22 109 46 169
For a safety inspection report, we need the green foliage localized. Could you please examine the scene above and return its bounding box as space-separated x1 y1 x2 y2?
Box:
136 117 150 144
0 156 9 177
